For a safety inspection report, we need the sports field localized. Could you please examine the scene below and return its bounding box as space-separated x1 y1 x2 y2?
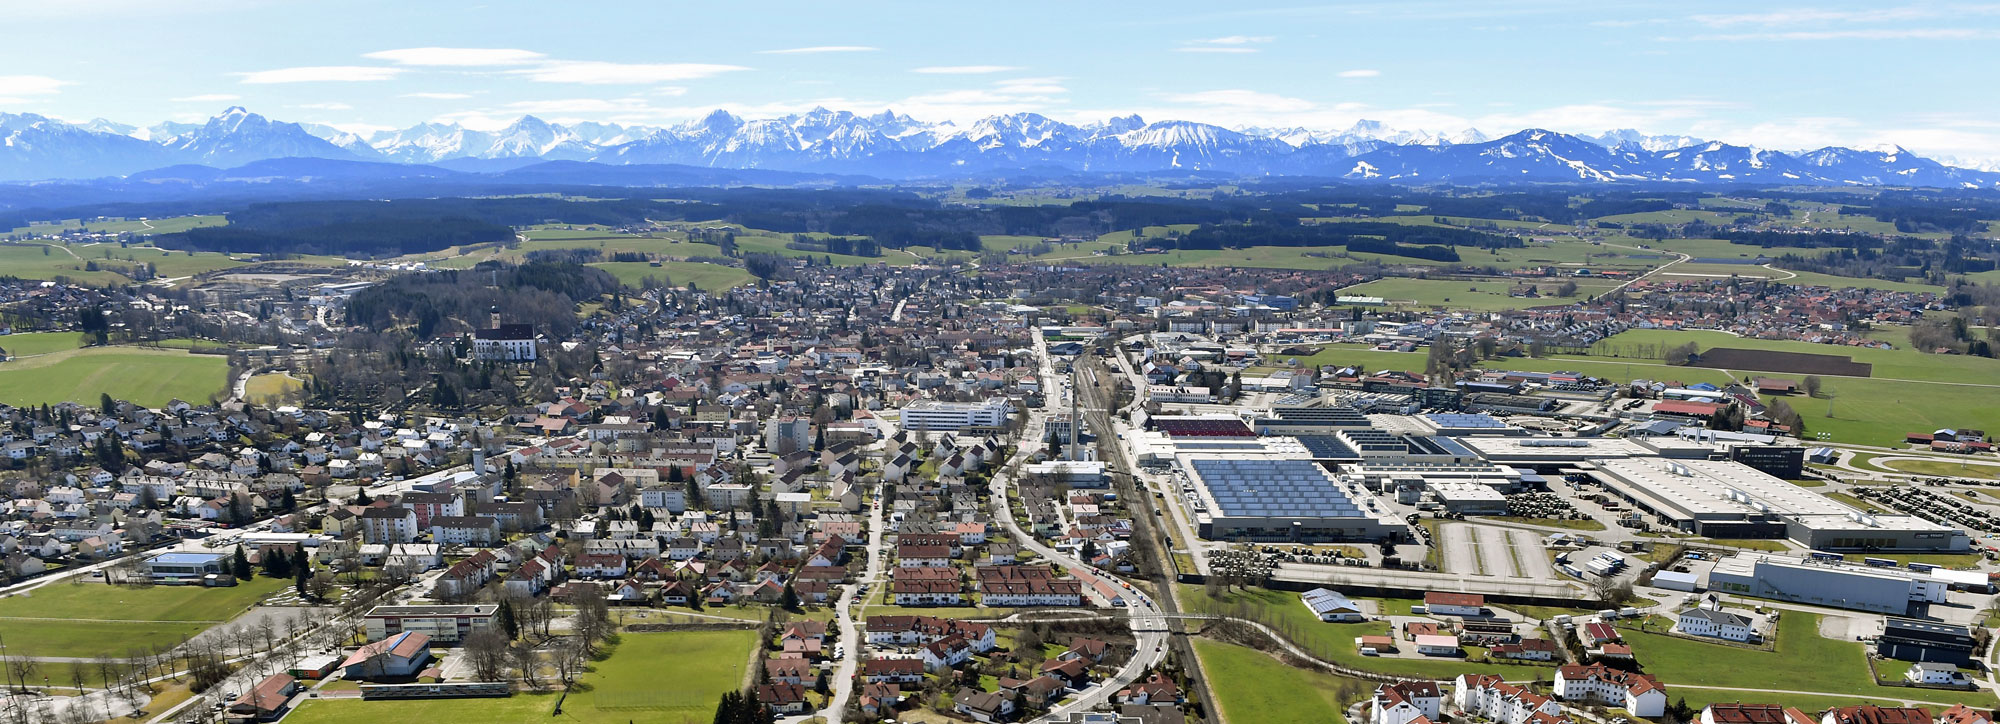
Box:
283 629 757 724
0 346 228 408
0 577 289 658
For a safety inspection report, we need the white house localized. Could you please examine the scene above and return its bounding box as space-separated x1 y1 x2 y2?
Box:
1422 591 1484 617
1906 662 1965 685
1677 608 1755 642
1554 664 1667 718
1370 682 1442 724
1455 674 1567 724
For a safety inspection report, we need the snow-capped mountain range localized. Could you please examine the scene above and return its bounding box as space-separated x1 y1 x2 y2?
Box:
0 105 1994 188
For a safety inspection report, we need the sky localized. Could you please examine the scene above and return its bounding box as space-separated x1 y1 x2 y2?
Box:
7 0 2000 164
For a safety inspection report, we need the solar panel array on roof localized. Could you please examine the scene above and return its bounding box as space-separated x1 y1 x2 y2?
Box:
1154 418 1256 438
1191 458 1367 518
1271 406 1369 425
1406 436 1475 457
1341 429 1410 452
1293 435 1360 459
1424 413 1507 429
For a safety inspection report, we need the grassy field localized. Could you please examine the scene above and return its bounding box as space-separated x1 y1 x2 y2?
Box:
0 242 246 285
243 373 304 405
0 332 87 357
1337 277 1617 311
284 629 756 724
7 215 226 236
0 578 290 657
1875 457 2000 479
1575 329 2000 445
587 260 756 290
1178 586 1555 679
1287 327 1996 445
1619 612 1993 706
0 346 228 408
1194 639 1357 724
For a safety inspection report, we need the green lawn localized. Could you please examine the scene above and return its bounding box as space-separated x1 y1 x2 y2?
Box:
1194 639 1358 724
0 577 290 657
0 332 87 357
8 215 226 236
1875 457 2000 480
1178 586 1554 679
0 346 228 408
1619 612 1993 706
1574 329 2000 445
244 373 304 405
285 630 756 724
588 261 756 291
1337 277 1616 312
1476 516 1607 531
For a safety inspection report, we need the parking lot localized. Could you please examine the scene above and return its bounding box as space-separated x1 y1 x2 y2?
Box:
1437 522 1553 580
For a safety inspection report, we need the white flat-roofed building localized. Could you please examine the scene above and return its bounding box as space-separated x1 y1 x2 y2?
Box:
363 604 499 643
1428 481 1509 515
1706 553 1949 615
1590 457 1967 551
1450 436 1652 464
900 398 1011 432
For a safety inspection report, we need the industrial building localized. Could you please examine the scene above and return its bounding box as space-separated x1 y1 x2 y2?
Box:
1412 413 1526 437
1706 554 1948 615
1177 454 1404 542
1447 436 1651 466
1876 618 1977 667
1251 405 1371 435
1424 481 1509 514
1589 458 1967 551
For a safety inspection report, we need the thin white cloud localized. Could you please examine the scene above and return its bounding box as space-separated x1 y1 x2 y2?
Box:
993 77 1067 95
912 65 1022 74
1161 89 1313 112
364 47 548 66
1683 28 1987 41
1199 35 1275 45
1338 69 1380 78
0 75 69 96
236 66 403 84
1689 5 2000 27
400 92 473 100
512 61 749 84
171 93 240 102
1179 35 1273 53
294 102 353 111
757 46 877 54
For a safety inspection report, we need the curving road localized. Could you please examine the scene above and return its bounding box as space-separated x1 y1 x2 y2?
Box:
983 337 1168 721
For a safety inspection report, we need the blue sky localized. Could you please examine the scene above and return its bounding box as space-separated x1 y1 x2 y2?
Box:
7 0 2000 163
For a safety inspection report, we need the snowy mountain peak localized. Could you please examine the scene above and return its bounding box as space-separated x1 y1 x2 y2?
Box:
0 105 1994 187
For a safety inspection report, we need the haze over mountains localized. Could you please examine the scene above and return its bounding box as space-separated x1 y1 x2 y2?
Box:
0 106 1995 189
